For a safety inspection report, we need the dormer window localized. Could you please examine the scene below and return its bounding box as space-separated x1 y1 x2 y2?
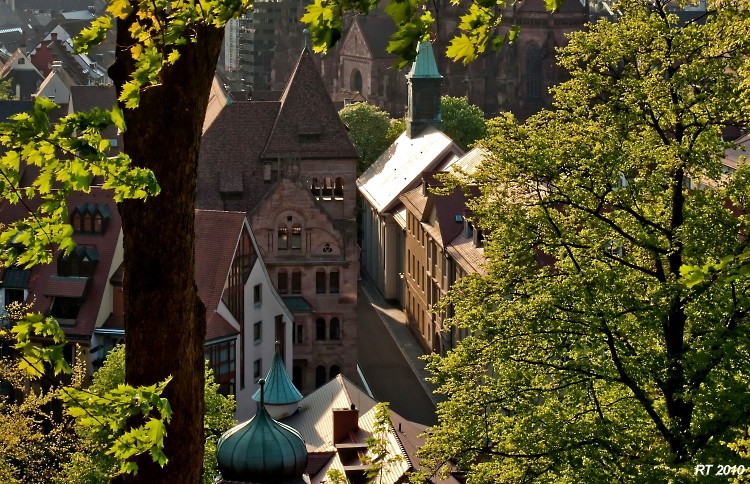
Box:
465 219 474 238
70 204 110 234
473 228 484 248
58 246 99 278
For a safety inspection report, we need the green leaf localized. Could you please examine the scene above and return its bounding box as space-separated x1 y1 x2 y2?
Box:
446 34 477 65
545 0 562 12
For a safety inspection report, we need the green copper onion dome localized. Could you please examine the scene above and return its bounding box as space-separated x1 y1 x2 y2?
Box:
217 379 308 482
252 347 303 406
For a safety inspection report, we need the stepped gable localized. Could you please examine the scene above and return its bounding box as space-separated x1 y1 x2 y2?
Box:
261 48 357 161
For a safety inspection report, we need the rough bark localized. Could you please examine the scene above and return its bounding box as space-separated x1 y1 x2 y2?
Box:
108 12 224 484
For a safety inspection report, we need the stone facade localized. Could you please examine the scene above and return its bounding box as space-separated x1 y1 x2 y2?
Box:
198 48 360 395
322 0 588 119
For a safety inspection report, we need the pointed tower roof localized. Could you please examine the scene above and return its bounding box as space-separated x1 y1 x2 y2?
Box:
261 48 358 160
217 380 308 482
407 40 442 79
252 348 303 406
405 41 443 138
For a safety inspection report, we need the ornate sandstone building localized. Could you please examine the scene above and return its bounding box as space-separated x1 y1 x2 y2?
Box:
198 48 359 395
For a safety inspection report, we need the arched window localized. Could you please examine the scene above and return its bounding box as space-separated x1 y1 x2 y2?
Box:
311 178 321 198
291 224 302 250
83 213 92 232
334 177 344 199
316 318 326 341
293 365 302 390
315 365 326 388
94 213 103 233
329 365 340 380
350 69 363 93
322 177 333 199
329 317 340 340
526 44 543 102
277 224 288 250
72 212 81 232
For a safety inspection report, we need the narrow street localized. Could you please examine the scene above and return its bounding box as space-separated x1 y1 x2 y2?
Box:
356 283 438 426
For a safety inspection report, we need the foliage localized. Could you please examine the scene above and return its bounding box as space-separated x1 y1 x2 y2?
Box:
75 0 252 108
0 79 12 100
58 345 236 483
340 102 394 174
0 303 84 483
361 402 405 483
0 98 158 270
417 1 750 482
387 117 405 144
302 0 561 67
341 97 485 174
1 0 254 478
325 468 351 483
439 96 487 151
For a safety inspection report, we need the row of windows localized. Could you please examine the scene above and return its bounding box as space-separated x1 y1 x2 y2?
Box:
316 317 340 341
70 204 111 234
278 269 340 295
205 341 236 396
289 364 340 390
277 224 302 250
58 246 99 278
291 317 342 344
315 270 339 294
310 177 344 200
277 270 301 294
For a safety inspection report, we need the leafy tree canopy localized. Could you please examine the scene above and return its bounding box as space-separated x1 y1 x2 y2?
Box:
302 0 563 67
0 0 250 479
58 345 236 484
416 1 750 482
440 96 487 151
339 102 394 174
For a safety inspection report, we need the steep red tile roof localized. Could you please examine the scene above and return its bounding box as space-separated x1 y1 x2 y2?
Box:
399 171 470 248
68 85 120 152
197 101 280 212
0 187 122 341
262 48 358 160
194 209 247 341
43 276 89 297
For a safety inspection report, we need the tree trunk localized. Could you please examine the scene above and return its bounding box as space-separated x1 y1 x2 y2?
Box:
109 12 224 484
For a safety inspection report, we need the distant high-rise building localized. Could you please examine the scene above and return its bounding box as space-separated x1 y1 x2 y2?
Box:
225 0 306 96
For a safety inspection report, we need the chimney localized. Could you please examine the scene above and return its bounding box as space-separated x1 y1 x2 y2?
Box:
332 404 359 444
